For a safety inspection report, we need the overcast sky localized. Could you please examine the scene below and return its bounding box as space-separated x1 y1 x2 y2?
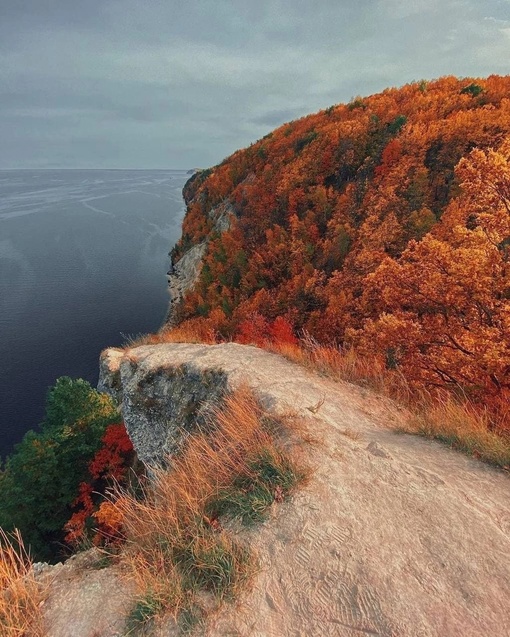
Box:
1 0 509 169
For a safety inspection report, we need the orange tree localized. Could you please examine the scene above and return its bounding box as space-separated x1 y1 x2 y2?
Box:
354 139 510 422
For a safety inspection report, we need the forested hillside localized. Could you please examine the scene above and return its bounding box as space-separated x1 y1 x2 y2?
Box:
172 76 510 429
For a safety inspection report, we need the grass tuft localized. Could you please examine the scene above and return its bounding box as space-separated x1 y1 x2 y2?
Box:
128 591 165 627
122 322 217 349
173 527 251 598
106 386 307 632
407 394 510 468
207 448 304 525
178 604 203 634
0 529 45 637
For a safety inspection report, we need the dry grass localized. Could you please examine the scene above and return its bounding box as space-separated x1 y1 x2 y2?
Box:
268 333 412 403
268 333 510 469
121 322 510 472
0 529 46 637
107 386 307 631
122 322 217 349
405 393 510 468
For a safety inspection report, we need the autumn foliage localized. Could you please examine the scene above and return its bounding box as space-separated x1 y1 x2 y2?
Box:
171 76 510 430
64 422 134 547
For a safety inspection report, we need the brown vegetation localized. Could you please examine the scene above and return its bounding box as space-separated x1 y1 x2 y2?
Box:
268 336 510 469
169 76 510 433
133 320 510 469
105 387 307 631
0 529 45 637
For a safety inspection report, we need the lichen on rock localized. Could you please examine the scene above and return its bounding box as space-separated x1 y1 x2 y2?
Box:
98 345 229 466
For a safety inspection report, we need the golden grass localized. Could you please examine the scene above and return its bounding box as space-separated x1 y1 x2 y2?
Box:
405 393 510 468
0 529 45 637
269 335 510 470
121 322 510 470
123 321 217 349
108 386 307 630
268 333 411 403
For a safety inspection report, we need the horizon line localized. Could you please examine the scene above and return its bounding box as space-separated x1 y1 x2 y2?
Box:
0 167 194 171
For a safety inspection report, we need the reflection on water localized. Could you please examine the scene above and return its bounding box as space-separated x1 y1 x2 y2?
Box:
0 169 187 456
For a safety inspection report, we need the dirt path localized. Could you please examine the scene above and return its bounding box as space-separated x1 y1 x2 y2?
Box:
44 343 510 636
133 343 509 637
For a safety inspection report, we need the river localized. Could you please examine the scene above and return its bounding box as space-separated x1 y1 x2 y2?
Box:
0 169 188 457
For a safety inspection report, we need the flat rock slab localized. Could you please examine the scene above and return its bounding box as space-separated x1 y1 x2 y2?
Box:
38 550 136 637
96 343 510 636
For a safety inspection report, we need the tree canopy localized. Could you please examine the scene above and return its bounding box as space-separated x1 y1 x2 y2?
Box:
172 76 510 428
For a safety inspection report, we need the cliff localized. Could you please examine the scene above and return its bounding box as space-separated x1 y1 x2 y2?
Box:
166 174 238 326
166 76 510 428
28 77 510 635
40 343 510 636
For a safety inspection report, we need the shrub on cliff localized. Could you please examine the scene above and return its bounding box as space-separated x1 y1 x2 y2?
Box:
0 377 119 561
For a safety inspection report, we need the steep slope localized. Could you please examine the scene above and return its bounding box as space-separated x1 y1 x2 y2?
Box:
169 76 510 427
90 343 510 637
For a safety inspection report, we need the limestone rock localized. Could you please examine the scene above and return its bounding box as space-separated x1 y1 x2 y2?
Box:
207 198 236 233
166 241 207 326
99 344 230 466
97 348 124 403
166 173 251 325
38 549 136 637
165 197 236 325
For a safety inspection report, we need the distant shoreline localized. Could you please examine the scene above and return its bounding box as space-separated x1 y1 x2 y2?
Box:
0 167 190 172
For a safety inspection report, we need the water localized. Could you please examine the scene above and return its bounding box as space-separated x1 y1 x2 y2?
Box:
0 169 188 458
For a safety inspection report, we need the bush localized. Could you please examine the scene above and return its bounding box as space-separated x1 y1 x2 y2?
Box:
0 377 119 561
460 83 484 97
293 130 318 153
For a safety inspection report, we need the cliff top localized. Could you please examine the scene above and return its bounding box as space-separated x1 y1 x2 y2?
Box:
42 342 510 636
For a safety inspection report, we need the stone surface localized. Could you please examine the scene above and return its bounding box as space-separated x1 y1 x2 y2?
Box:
93 342 510 636
166 241 207 326
97 348 124 403
119 353 228 466
207 198 235 233
39 549 136 637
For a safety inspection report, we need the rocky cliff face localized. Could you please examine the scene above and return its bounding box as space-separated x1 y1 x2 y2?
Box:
98 344 229 466
166 241 207 326
165 172 241 325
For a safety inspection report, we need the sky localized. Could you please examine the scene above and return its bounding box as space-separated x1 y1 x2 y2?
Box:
1 0 509 170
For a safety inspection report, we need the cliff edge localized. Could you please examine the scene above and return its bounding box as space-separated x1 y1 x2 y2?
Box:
165 170 238 325
48 342 510 637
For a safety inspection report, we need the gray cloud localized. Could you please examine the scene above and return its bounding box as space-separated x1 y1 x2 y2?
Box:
0 0 509 168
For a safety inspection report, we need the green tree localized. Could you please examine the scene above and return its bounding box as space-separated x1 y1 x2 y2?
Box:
0 377 119 561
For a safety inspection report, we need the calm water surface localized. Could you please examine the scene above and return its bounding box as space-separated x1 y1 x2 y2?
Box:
0 169 188 457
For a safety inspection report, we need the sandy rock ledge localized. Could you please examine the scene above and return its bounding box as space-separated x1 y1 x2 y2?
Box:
91 342 510 637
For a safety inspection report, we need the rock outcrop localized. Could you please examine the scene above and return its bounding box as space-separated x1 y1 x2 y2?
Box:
99 344 229 465
93 342 510 637
166 241 207 326
207 197 235 233
165 170 244 325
